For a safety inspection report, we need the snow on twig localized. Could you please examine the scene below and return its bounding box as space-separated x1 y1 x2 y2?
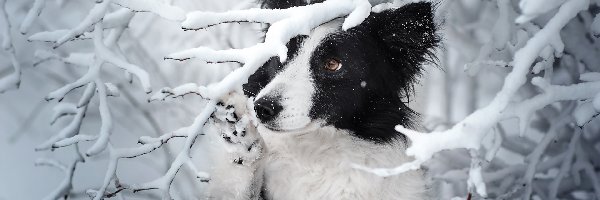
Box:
356 0 600 199
354 0 589 176
19 0 46 34
38 11 149 153
165 0 371 100
574 145 600 198
89 106 214 200
149 83 207 102
502 78 600 133
112 0 373 198
35 156 82 200
0 0 21 93
50 102 77 125
36 82 94 151
467 150 487 196
548 128 582 199
85 78 113 156
520 103 575 199
53 0 112 48
112 0 185 21
18 0 600 199
131 105 214 197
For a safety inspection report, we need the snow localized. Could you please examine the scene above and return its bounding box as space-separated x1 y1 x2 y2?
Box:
50 103 77 125
28 30 90 42
484 130 502 162
593 13 600 36
149 83 206 102
354 1 599 199
371 3 396 13
341 0 371 31
7 0 375 197
35 158 79 200
580 72 600 82
157 2 374 134
594 93 600 111
574 101 597 126
104 83 120 97
0 0 21 93
166 47 247 63
85 79 113 156
1 0 254 199
55 0 111 47
35 102 88 151
178 0 368 63
78 82 96 107
355 0 590 177
548 130 581 198
112 0 186 22
103 8 134 29
467 155 487 196
516 0 566 24
183 9 288 29
19 0 45 34
0 0 10 50
94 24 152 93
132 0 373 196
3 0 600 199
44 60 100 101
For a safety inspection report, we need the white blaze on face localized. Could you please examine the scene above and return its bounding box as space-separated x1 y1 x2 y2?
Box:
256 20 341 131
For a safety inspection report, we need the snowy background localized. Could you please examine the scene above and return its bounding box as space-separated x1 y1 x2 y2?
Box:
1 0 600 199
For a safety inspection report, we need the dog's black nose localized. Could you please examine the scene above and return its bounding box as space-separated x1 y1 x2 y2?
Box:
254 97 283 123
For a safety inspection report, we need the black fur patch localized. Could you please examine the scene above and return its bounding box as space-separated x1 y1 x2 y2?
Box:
245 1 439 143
258 0 325 9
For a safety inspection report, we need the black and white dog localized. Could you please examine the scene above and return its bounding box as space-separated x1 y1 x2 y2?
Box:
204 1 438 199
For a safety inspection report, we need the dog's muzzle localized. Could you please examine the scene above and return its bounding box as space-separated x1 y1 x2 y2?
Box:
254 96 283 125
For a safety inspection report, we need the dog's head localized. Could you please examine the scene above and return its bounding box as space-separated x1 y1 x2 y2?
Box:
244 2 438 142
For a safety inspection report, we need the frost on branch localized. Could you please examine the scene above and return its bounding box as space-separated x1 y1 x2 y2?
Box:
354 0 600 199
4 0 191 198
0 0 22 93
5 0 600 199
35 157 82 200
164 0 372 100
135 0 373 197
3 0 373 199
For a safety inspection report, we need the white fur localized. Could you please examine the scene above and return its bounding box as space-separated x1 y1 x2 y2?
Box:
206 93 265 199
206 21 427 200
260 126 427 200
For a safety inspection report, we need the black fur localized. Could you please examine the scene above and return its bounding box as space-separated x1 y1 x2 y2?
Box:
259 0 325 9
244 1 439 142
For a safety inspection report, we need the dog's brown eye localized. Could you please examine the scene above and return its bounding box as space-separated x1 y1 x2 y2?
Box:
324 58 342 71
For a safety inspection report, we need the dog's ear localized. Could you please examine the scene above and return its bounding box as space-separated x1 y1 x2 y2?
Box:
365 2 438 67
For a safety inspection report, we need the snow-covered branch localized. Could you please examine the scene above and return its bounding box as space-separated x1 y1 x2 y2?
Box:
356 0 588 173
87 125 199 200
125 1 373 198
4 0 600 199
0 0 21 93
35 146 84 200
164 0 371 100
355 0 599 199
17 0 374 198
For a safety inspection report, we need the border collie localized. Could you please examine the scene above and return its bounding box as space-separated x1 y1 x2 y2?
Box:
204 1 438 199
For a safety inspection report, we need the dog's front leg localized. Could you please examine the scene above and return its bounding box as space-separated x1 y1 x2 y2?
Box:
204 93 265 200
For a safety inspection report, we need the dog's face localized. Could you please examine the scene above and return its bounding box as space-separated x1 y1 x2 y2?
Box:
244 2 438 142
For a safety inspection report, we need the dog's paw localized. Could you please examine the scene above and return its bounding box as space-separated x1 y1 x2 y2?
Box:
210 93 263 166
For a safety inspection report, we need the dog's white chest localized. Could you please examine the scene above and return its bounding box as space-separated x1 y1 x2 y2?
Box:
259 127 427 200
